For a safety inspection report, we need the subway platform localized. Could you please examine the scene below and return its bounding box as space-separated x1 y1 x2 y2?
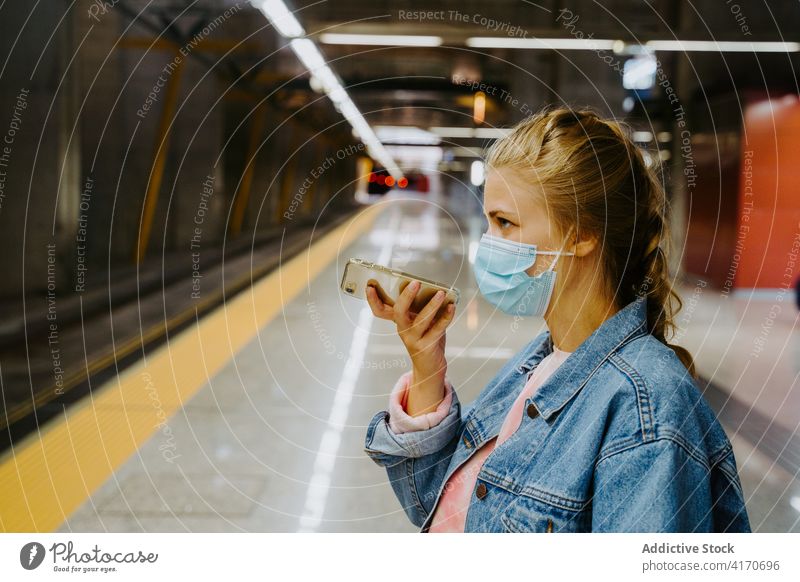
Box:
33 192 798 533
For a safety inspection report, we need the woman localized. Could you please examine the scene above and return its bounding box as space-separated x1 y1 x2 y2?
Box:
363 106 751 533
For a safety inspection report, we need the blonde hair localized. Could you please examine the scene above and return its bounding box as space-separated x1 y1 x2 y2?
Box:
485 105 695 377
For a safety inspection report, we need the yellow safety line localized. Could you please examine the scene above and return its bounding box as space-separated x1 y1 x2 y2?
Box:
0 204 381 532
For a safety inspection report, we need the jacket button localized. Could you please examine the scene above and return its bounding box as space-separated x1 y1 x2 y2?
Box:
526 403 539 419
475 482 488 499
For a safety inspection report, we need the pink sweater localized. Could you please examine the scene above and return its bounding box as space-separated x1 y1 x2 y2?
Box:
387 346 573 532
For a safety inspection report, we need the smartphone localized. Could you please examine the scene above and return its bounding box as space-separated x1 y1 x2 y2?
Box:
340 258 460 315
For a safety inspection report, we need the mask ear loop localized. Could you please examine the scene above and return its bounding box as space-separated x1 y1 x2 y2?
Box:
547 228 577 273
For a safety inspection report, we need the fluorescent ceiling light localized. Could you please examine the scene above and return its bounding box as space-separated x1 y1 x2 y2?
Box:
466 37 616 50
319 33 442 47
255 4 402 178
644 40 800 52
429 126 475 138
632 131 653 142
256 0 304 38
290 39 349 103
287 38 401 178
384 145 443 173
474 127 511 139
339 100 371 137
428 127 511 139
290 38 325 72
323 81 348 105
470 160 485 186
466 36 800 53
374 126 441 145
623 54 657 90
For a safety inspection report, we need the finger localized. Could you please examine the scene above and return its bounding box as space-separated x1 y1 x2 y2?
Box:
422 302 455 341
365 285 393 319
409 289 448 335
364 284 381 311
393 280 420 327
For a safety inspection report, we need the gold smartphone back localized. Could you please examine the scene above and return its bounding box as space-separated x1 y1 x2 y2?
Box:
340 258 460 313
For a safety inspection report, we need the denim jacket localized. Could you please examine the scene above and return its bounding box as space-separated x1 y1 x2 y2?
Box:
363 296 751 533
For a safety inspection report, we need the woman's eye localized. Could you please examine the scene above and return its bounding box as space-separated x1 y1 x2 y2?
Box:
497 217 513 229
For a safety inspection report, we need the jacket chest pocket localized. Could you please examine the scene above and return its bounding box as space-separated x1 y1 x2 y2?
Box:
500 494 592 533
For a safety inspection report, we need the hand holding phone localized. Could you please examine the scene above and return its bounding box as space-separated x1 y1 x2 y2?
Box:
341 259 457 407
367 278 455 409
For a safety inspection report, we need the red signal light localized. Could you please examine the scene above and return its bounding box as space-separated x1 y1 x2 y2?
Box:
385 176 396 187
398 177 408 188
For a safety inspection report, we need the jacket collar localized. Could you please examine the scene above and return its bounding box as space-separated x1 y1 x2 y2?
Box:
519 295 649 421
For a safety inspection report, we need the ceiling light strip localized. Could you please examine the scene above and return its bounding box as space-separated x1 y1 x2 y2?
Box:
319 33 443 47
254 1 402 178
466 36 799 53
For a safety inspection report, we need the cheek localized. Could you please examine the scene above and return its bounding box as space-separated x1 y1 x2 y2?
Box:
525 257 547 277
524 255 551 277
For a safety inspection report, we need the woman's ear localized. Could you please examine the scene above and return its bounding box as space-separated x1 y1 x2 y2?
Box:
570 229 599 258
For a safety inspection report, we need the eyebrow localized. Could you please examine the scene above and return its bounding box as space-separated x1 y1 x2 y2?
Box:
486 209 516 219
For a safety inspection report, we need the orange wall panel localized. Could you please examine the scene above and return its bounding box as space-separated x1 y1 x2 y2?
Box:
734 95 800 289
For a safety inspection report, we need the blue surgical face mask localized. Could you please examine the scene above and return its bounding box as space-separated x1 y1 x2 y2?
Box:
472 232 575 317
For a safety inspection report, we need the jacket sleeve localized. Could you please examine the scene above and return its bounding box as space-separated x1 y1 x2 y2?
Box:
387 371 454 434
363 373 465 527
591 438 750 532
708 448 752 532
